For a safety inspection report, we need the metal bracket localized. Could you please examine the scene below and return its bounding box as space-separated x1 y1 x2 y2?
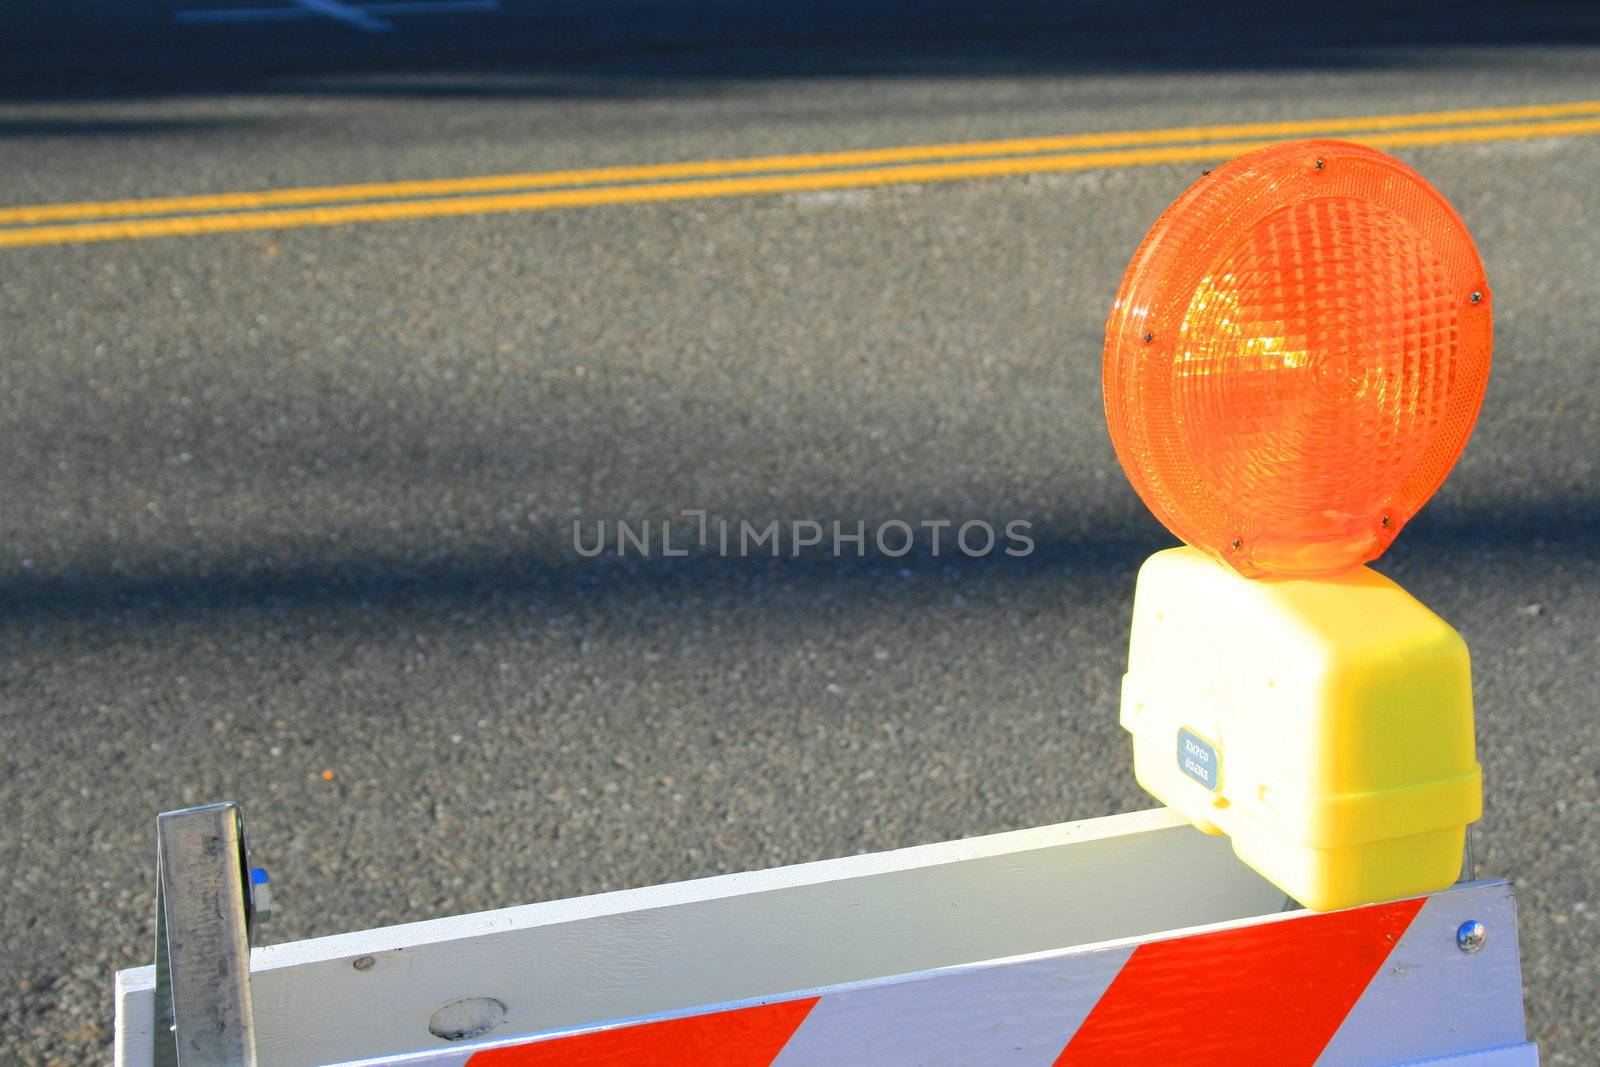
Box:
153 802 265 1067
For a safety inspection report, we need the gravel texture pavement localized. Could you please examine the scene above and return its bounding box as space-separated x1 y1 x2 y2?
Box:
1 4 1597 1061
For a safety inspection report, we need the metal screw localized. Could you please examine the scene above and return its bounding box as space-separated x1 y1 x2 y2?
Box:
1380 515 1391 528
1142 331 1155 344
1313 159 1325 172
1230 538 1243 550
1456 919 1487 954
1470 290 1483 305
353 956 377 972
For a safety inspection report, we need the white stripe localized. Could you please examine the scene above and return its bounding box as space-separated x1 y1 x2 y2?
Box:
1317 883 1528 1066
771 948 1132 1067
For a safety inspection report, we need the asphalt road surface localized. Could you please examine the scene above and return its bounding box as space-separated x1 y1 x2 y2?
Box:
2 3 1598 1062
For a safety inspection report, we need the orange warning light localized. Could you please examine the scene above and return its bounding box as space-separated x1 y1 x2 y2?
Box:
1103 140 1492 579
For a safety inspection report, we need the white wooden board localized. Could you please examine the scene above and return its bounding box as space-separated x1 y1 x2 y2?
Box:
119 808 1287 1064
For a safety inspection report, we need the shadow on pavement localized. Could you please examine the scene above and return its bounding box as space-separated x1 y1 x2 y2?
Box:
0 496 1592 628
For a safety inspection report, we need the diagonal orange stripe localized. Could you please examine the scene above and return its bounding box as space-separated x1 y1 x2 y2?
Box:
465 996 819 1067
1054 897 1425 1067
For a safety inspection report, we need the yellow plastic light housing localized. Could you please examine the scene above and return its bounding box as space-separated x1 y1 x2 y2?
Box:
1122 548 1480 911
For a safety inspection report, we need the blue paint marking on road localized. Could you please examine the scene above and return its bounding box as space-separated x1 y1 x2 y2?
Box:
173 0 499 32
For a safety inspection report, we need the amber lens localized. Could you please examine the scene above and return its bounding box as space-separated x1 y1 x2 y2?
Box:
1103 140 1492 578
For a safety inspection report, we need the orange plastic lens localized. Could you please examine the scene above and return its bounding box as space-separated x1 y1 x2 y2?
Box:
1103 140 1492 578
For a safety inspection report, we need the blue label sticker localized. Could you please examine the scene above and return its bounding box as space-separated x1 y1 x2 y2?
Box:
1177 727 1221 791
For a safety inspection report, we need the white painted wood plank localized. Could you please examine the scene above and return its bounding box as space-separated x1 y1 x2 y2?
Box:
117 807 1285 1066
114 967 157 1067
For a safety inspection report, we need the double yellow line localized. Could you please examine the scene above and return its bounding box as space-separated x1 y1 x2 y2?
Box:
6 99 1600 249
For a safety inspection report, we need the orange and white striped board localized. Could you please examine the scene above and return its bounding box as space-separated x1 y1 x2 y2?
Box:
114 809 1536 1067
333 883 1532 1067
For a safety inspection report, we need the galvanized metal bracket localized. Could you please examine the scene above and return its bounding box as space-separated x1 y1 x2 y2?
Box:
153 802 264 1067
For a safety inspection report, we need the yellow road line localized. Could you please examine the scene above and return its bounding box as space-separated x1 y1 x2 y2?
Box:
4 99 1600 227
4 114 1599 249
